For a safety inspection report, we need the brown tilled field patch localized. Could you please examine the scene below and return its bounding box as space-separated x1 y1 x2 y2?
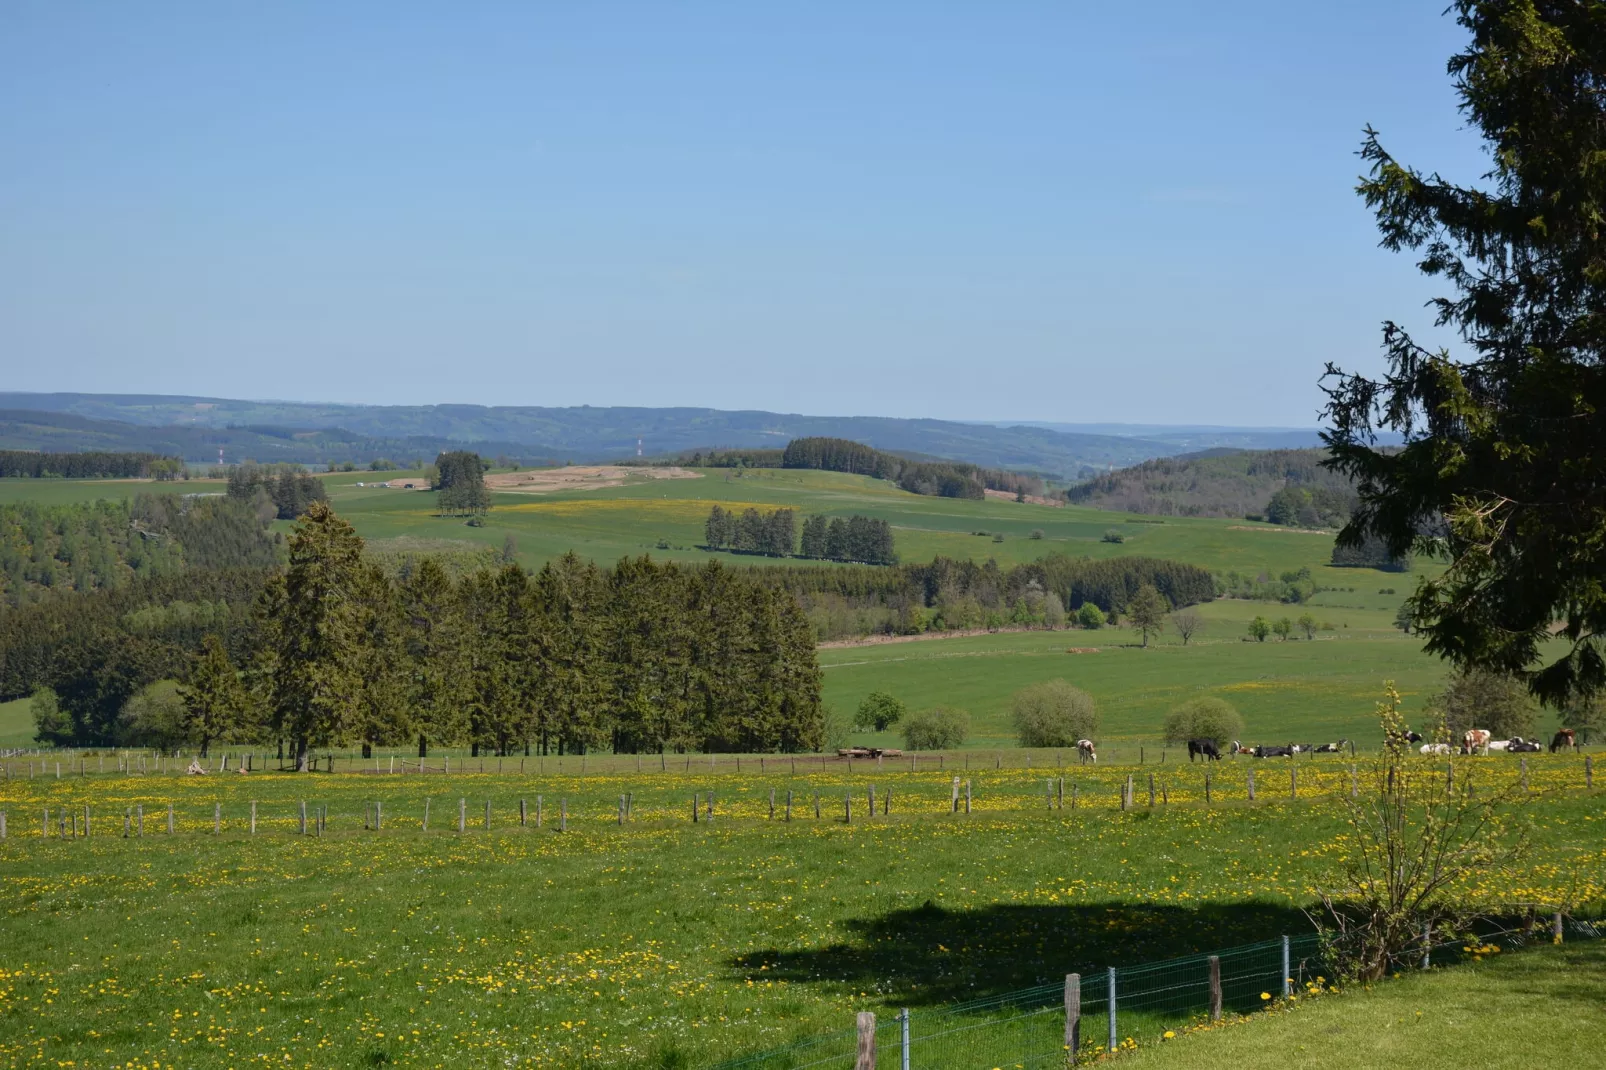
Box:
484 465 702 494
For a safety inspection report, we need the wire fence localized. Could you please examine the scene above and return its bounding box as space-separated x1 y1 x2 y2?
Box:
707 916 1602 1070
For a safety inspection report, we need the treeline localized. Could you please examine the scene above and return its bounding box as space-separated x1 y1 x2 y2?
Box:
1066 448 1357 521
1331 534 1411 572
799 515 896 565
0 450 186 480
9 504 825 756
704 507 896 564
744 552 1213 640
434 450 491 515
0 567 274 743
226 464 329 520
705 506 796 556
779 437 1046 500
668 448 787 468
0 495 280 607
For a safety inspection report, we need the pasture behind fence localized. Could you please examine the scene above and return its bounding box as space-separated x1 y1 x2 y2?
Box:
708 916 1602 1070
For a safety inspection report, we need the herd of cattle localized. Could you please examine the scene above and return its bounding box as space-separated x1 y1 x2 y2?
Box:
1173 728 1580 762
1049 730 1581 766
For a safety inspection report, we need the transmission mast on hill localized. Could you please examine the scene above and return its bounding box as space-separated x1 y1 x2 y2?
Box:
637 436 643 458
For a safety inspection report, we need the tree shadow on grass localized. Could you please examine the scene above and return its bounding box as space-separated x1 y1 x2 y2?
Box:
732 899 1314 1007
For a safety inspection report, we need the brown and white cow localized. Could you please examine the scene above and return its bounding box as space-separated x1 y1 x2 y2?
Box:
1462 729 1492 755
1076 739 1097 765
1551 729 1578 753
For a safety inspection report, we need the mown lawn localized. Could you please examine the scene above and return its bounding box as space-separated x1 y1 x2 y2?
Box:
0 763 1599 1069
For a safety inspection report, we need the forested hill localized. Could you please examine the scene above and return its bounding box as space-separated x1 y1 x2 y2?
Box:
1064 448 1359 524
1 392 1213 477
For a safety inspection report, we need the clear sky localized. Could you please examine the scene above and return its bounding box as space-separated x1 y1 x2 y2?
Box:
1 2 1484 425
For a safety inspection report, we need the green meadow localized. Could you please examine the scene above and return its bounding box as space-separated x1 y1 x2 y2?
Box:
821 598 1459 752
0 762 1599 1069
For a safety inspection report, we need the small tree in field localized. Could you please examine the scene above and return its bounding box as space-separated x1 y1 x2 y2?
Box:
1077 603 1105 630
1318 683 1529 982
1162 697 1244 746
1172 608 1201 646
1298 612 1317 640
1273 617 1293 642
1248 616 1271 642
902 707 969 750
1012 679 1098 747
1127 584 1168 648
854 691 906 733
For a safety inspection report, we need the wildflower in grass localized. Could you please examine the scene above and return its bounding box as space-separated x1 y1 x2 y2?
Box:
1260 992 1270 1000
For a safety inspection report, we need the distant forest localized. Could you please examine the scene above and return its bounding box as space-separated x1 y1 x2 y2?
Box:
0 449 186 480
747 552 1215 641
1065 448 1358 525
0 495 280 606
704 506 896 565
4 505 823 755
779 437 1047 500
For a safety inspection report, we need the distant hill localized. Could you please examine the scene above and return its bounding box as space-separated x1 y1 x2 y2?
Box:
0 393 1195 476
0 409 548 469
1064 447 1358 523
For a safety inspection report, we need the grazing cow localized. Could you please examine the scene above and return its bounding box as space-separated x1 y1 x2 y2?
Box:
1253 745 1294 758
1462 729 1492 755
1188 739 1221 762
1551 729 1577 754
1076 739 1097 765
1314 740 1348 754
1420 742 1451 755
1508 738 1542 753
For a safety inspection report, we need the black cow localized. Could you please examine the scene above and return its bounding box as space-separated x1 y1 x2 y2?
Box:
1507 738 1542 753
1253 745 1294 758
1314 740 1349 754
1187 739 1221 762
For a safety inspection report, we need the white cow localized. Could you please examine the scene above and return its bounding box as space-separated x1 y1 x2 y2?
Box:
1076 739 1097 765
1420 742 1451 755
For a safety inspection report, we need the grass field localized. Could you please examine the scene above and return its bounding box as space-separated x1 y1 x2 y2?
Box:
0 470 1418 607
0 760 1598 1069
823 599 1465 750
0 697 31 748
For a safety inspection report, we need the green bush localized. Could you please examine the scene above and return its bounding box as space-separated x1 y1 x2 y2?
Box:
854 691 906 732
1162 697 1245 746
901 707 969 750
1012 679 1098 747
1077 603 1106 629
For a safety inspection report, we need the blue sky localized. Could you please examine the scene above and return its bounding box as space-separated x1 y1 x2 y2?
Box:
1 2 1484 424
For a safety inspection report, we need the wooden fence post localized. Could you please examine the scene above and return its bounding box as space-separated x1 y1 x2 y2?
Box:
965 780 972 814
520 799 527 826
845 792 852 825
1064 973 1081 1059
1554 912 1565 944
560 798 567 832
375 801 382 830
618 795 625 825
1058 777 1064 809
1247 768 1256 801
300 801 308 835
884 787 891 815
250 801 257 835
951 777 960 813
1208 956 1222 1022
1587 755 1594 789
868 784 875 818
786 789 793 821
1204 772 1211 806
485 800 492 831
1148 773 1155 807
1350 765 1358 798
213 803 220 835
167 803 174 834
423 797 431 831
769 788 775 820
815 789 821 820
855 1011 876 1070
0 811 5 840
458 798 466 833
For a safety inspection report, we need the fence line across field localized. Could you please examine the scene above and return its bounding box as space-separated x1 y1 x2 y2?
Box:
5 743 1598 783
0 757 1599 839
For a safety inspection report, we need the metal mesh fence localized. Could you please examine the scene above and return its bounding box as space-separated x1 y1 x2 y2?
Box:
708 920 1603 1070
